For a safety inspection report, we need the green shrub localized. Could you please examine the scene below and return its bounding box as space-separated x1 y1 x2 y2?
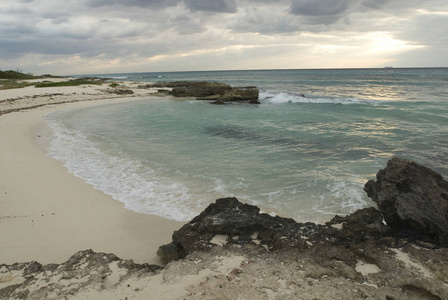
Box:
35 80 102 88
0 80 34 90
0 70 36 79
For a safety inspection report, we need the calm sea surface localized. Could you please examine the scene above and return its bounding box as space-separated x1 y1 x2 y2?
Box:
44 68 448 222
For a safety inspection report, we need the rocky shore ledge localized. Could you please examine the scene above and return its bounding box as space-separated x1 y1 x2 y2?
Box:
141 81 260 104
1 157 448 299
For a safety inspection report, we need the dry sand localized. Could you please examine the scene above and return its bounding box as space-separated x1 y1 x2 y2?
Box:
0 79 183 265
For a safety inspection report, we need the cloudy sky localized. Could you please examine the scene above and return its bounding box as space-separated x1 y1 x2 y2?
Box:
1 0 447 75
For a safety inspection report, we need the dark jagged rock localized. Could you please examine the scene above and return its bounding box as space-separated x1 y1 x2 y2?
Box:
157 197 304 263
209 87 260 104
106 89 134 95
327 207 390 245
365 157 448 244
169 81 231 98
144 81 260 104
329 207 384 233
154 189 448 299
157 197 389 264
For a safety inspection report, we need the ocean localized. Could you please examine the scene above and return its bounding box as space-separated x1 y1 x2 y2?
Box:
44 68 448 222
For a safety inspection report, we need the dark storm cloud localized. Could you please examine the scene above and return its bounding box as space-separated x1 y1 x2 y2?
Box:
0 38 82 60
85 0 239 13
290 0 353 16
169 15 207 34
83 0 242 14
184 0 237 13
85 0 179 8
1 24 37 39
229 7 300 34
361 0 389 10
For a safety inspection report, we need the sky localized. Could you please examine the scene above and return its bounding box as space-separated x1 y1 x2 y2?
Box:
1 0 447 75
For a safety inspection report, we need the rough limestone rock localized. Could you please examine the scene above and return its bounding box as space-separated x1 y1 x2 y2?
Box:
209 87 260 104
0 250 161 299
106 88 134 95
157 197 304 263
3 245 448 300
169 81 231 98
144 81 259 104
157 197 388 264
155 197 448 300
365 157 448 244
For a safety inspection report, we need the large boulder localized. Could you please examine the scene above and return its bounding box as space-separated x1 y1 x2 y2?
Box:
364 157 448 244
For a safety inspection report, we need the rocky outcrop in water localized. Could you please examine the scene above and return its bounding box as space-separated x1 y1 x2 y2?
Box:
144 81 260 104
365 157 448 244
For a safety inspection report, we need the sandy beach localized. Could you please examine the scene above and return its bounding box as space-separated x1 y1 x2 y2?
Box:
2 78 448 300
0 80 183 265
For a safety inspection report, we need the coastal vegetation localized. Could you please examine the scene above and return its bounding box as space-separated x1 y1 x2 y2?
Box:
0 70 105 90
0 70 57 90
0 70 61 80
0 70 35 90
0 80 34 90
0 70 36 80
35 79 102 88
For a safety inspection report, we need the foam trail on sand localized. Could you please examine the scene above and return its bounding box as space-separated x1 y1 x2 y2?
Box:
44 113 201 221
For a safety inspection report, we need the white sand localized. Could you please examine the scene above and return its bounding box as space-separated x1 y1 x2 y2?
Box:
0 80 183 265
0 79 161 114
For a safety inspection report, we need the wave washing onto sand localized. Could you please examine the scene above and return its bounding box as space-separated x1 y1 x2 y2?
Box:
42 105 373 223
43 112 205 221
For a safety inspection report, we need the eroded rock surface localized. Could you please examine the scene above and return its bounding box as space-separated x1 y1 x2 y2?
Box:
365 157 448 244
0 250 161 299
155 195 448 300
157 198 392 264
143 81 260 104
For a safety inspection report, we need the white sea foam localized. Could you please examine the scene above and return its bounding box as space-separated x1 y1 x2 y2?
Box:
324 180 370 211
303 178 370 220
43 114 201 221
260 91 379 105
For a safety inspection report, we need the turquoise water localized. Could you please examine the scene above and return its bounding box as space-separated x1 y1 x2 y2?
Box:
46 68 448 222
